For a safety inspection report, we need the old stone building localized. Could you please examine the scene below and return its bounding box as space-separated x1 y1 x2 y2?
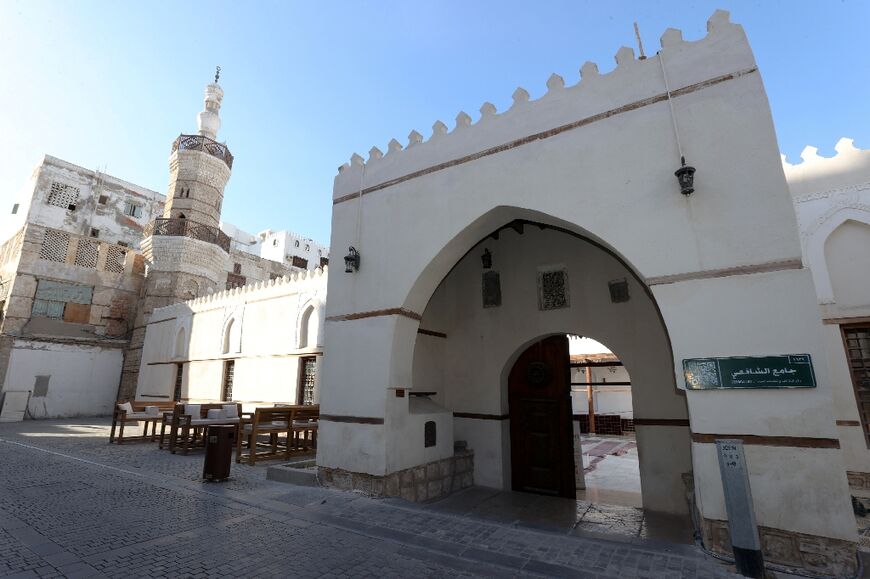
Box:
0 76 328 417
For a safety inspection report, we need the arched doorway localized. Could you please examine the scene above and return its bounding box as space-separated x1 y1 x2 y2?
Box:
409 218 692 515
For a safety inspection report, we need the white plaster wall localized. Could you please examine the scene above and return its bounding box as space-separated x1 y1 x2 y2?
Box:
135 269 327 404
3 340 122 418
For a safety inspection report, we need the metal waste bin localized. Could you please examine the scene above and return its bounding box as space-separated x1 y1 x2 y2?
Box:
203 424 235 482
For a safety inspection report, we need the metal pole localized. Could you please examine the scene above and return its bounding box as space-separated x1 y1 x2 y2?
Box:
715 439 765 578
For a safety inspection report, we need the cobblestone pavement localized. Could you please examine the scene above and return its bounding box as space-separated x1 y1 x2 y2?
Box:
0 419 743 578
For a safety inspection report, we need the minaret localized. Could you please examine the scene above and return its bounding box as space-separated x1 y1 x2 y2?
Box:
162 67 231 226
118 69 234 400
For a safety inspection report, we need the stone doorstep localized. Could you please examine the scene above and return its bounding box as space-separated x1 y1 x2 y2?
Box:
319 450 475 503
701 518 858 577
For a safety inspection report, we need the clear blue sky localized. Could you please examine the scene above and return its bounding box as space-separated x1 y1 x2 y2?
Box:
1 1 867 245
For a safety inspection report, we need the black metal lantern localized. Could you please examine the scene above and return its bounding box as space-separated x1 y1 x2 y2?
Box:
675 156 696 196
344 246 360 273
481 248 492 269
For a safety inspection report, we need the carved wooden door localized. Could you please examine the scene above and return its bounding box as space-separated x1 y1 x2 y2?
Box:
508 335 576 498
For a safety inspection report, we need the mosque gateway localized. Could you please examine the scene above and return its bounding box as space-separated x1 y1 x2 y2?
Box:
0 9 868 578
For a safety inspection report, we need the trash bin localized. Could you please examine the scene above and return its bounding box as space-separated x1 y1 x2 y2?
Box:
203 424 235 482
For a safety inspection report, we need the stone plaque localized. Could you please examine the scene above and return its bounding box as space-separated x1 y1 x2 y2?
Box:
538 269 569 311
683 355 816 390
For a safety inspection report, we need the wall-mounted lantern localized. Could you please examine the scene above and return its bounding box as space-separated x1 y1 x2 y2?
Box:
675 156 696 196
344 246 360 273
481 248 492 269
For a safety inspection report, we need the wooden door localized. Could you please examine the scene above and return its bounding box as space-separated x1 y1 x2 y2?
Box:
509 335 575 497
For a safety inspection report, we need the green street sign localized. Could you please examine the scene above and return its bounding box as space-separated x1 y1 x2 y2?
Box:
683 355 816 390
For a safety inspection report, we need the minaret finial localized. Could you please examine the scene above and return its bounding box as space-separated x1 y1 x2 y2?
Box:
214 66 221 84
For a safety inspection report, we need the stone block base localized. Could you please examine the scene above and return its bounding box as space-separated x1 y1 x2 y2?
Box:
318 450 474 503
702 518 857 577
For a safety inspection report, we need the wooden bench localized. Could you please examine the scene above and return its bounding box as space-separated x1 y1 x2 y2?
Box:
236 405 319 465
164 402 242 455
110 401 176 444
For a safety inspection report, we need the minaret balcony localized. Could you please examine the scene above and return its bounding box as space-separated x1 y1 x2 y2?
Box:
144 217 231 253
171 134 234 169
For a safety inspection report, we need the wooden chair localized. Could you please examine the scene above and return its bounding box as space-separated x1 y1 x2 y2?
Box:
166 402 242 454
236 407 294 465
110 401 176 444
290 405 319 452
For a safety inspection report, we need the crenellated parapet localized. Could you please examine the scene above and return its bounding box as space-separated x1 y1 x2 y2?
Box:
333 10 753 201
783 138 870 203
150 265 328 320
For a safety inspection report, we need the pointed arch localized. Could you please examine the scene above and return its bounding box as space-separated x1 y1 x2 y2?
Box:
297 298 323 349
803 206 870 304
221 312 242 354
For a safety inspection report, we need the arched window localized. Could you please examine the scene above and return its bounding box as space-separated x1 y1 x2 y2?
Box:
222 319 234 354
298 305 318 349
178 213 186 219
295 240 300 248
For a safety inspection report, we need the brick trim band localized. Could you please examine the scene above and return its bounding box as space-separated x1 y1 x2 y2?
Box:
692 433 840 449
836 420 862 427
334 67 758 205
326 308 422 322
453 412 509 421
633 418 691 427
320 414 385 425
646 258 802 286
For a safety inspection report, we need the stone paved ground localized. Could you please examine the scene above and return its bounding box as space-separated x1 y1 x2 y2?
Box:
0 419 743 578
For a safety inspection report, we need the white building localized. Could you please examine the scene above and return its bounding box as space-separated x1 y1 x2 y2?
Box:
317 12 860 576
134 268 327 407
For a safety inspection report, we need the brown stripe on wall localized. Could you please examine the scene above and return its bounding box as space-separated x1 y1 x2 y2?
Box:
836 420 862 427
326 308 422 323
633 418 691 427
453 412 509 421
417 328 447 339
823 316 870 326
692 433 840 449
646 258 802 286
334 68 758 205
320 414 385 425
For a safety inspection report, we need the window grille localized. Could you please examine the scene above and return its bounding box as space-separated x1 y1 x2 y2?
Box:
538 269 570 311
222 360 235 402
299 357 317 405
74 238 99 269
291 256 308 269
174 364 184 401
843 325 870 447
39 230 70 263
46 182 80 210
105 245 127 274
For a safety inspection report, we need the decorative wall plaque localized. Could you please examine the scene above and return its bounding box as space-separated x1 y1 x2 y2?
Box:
538 269 569 310
482 271 501 308
683 354 816 390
